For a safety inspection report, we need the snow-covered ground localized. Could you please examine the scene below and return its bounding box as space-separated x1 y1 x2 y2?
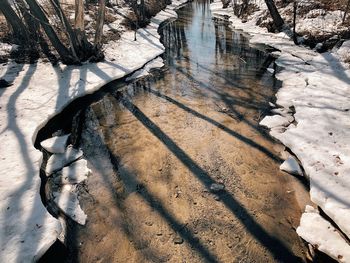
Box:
210 0 350 261
0 0 188 261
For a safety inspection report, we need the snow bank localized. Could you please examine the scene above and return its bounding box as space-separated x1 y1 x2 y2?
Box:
41 134 70 154
280 157 303 177
56 159 90 185
0 43 14 57
336 40 350 62
259 115 291 128
53 185 87 225
0 0 188 261
48 144 90 225
126 57 164 81
297 206 350 263
211 1 350 260
46 146 83 175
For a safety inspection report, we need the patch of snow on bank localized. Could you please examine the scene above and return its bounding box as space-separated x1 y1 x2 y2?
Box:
280 157 303 176
260 115 291 128
46 146 83 175
0 61 23 83
126 57 164 81
53 185 87 225
297 206 350 263
55 159 90 185
0 0 189 261
0 43 13 57
336 40 350 62
41 134 70 154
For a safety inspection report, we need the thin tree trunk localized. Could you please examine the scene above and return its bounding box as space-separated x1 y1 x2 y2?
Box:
24 0 75 64
94 0 105 53
74 0 94 60
16 0 40 41
222 0 230 9
49 0 80 61
140 0 145 22
0 0 29 44
343 0 350 23
264 0 284 31
292 1 297 44
75 0 84 30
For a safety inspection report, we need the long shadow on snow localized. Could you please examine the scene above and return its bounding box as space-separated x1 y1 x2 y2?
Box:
0 64 48 263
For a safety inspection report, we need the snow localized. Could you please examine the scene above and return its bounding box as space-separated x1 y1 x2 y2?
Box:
297 206 350 263
269 102 276 107
266 68 275 74
280 157 303 176
336 40 350 62
53 185 87 225
259 115 291 128
210 0 350 260
126 57 164 81
46 146 83 175
0 43 13 57
40 134 70 154
0 0 188 261
0 61 22 83
54 159 90 185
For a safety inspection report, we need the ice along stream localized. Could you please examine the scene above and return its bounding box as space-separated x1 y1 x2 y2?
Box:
53 0 311 262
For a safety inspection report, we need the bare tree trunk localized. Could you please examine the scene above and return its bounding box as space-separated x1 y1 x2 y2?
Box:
0 0 29 44
74 0 94 59
75 0 84 30
16 0 40 41
94 0 105 58
343 0 350 23
50 0 81 61
222 0 230 9
24 0 76 64
292 1 297 44
264 0 284 31
140 0 145 22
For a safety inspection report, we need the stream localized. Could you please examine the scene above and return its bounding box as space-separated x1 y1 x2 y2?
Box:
48 0 311 262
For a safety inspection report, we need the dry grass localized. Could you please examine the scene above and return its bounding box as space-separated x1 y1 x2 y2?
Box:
319 0 348 11
277 0 349 11
121 0 169 29
145 0 169 17
0 15 10 41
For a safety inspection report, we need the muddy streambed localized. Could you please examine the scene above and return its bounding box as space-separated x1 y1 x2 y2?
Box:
41 0 313 262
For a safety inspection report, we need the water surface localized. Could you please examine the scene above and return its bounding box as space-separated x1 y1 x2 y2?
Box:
69 1 309 262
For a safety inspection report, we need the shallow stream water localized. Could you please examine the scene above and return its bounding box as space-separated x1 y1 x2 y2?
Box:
64 0 311 262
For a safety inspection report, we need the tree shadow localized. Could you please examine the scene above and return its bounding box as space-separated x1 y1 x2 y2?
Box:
0 62 24 98
115 96 301 262
0 64 52 263
320 52 350 85
180 53 280 135
173 64 282 144
146 87 282 162
159 9 283 148
65 105 219 262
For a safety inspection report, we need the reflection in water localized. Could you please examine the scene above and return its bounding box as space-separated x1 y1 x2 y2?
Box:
68 0 308 262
